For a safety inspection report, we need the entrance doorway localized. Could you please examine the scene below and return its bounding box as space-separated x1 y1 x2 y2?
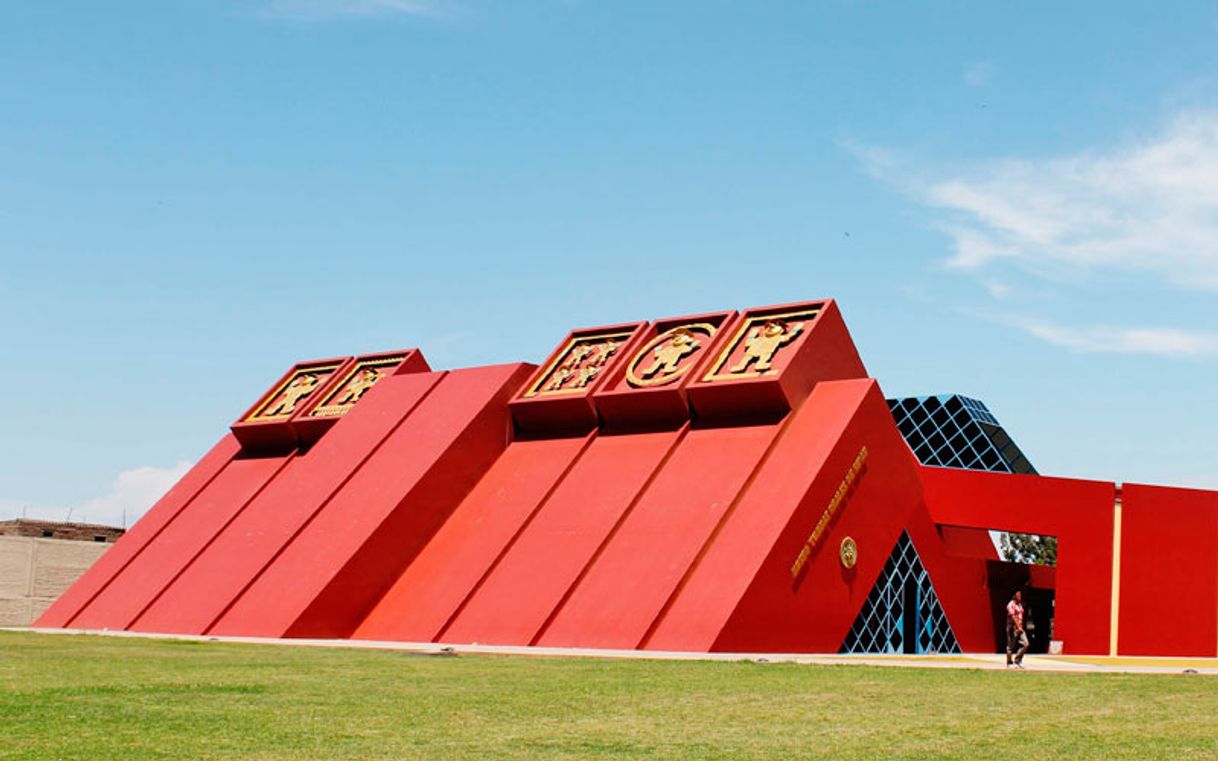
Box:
986 561 1056 654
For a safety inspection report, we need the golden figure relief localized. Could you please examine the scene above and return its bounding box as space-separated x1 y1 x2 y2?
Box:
526 332 633 397
246 363 343 422
332 367 382 407
574 363 603 389
729 319 804 374
541 345 586 392
542 364 575 392
310 356 404 418
586 340 619 368
626 323 716 388
702 307 822 382
263 373 319 417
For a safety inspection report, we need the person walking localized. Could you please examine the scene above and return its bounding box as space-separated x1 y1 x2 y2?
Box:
1006 590 1029 669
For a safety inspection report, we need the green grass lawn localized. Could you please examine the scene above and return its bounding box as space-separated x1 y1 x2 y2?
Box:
2 631 1217 760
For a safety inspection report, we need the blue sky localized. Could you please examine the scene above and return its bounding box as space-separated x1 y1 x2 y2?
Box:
2 1 1215 525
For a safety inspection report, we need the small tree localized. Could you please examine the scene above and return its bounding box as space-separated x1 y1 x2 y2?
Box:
999 532 1057 566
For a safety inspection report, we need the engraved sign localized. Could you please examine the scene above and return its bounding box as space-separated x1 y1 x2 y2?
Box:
790 446 868 579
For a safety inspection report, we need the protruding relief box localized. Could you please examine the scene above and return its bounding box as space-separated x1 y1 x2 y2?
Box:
231 357 352 453
593 311 736 428
291 349 431 446
509 323 647 434
687 299 867 421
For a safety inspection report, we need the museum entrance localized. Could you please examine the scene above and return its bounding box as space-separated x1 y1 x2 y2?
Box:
986 561 1056 654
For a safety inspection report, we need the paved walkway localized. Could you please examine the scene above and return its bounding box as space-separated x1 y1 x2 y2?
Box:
7 626 1217 675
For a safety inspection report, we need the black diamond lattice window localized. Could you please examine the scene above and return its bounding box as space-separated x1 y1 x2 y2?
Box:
887 394 1036 474
840 531 960 655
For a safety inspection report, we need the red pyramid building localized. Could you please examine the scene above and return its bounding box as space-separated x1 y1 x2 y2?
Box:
39 300 1218 657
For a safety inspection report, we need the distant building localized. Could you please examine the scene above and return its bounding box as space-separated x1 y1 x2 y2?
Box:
0 520 125 626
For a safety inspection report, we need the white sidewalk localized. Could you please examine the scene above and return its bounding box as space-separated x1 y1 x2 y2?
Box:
6 626 1217 675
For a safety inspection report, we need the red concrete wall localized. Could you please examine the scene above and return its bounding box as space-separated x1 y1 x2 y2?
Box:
36 434 240 628
440 426 687 646
919 468 1116 655
705 381 928 653
1118 484 1218 657
209 363 530 639
354 434 592 642
129 372 444 635
536 422 784 649
644 379 890 652
69 453 291 630
938 525 1000 561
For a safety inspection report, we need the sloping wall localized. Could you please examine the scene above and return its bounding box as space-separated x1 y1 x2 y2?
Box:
39 299 1218 656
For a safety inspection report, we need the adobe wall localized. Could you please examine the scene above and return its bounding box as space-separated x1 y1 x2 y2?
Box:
0 535 112 626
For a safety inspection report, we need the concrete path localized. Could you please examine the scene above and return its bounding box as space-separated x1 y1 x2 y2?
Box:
7 626 1216 675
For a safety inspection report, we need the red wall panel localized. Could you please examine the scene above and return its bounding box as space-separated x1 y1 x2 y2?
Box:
903 503 994 653
128 373 443 635
68 454 289 630
709 381 925 653
536 422 782 649
644 379 882 652
938 525 1000 561
209 364 530 639
353 434 592 643
440 427 685 646
36 434 240 628
1118 483 1218 657
919 468 1116 655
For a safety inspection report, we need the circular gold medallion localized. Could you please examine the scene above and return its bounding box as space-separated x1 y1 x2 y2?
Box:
839 537 858 569
625 323 716 388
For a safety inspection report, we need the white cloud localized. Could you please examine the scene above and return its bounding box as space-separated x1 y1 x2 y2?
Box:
262 0 451 19
1 462 192 528
1011 318 1218 358
852 111 1218 358
980 278 1013 300
77 462 193 527
919 112 1218 290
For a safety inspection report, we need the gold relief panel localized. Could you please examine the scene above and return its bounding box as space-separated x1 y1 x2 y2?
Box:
525 331 634 397
246 363 342 422
702 307 821 382
309 356 404 418
625 323 717 389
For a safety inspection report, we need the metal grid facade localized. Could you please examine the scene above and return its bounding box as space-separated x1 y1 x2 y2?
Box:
840 531 961 655
887 394 1036 474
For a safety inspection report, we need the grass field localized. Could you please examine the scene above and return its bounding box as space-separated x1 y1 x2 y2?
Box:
2 632 1217 760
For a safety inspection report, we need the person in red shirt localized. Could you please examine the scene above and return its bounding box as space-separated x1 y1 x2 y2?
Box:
1006 590 1028 669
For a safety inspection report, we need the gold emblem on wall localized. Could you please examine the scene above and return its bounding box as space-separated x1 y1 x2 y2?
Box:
247 364 341 421
703 307 821 382
525 331 634 397
310 356 404 418
839 537 858 570
626 323 716 388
